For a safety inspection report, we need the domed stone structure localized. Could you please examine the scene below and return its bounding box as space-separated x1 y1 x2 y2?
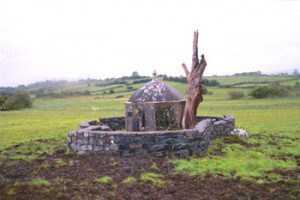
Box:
125 78 186 131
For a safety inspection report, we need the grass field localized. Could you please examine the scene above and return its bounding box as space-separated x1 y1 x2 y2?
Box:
0 76 299 198
1 85 299 149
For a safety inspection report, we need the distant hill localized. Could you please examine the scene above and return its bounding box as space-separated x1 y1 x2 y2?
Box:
1 73 299 99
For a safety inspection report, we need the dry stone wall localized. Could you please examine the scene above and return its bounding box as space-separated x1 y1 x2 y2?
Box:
67 115 235 157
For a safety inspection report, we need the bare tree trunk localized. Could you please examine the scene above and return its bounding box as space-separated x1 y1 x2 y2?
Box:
181 31 207 129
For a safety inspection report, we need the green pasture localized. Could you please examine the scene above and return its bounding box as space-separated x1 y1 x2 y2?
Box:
1 85 299 149
206 75 298 85
0 78 299 183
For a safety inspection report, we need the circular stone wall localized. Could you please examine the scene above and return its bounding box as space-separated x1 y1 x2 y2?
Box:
67 115 235 157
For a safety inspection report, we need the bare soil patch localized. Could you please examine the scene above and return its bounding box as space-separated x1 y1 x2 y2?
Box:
1 150 299 200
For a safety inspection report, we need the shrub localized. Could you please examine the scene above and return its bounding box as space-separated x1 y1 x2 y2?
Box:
83 90 91 95
141 173 164 187
109 89 115 94
126 86 134 91
250 86 269 98
206 91 213 95
94 176 112 184
122 176 136 184
3 89 33 110
202 79 220 86
0 94 7 109
250 83 289 99
29 178 50 187
228 91 244 99
132 78 152 84
201 87 210 95
267 83 289 97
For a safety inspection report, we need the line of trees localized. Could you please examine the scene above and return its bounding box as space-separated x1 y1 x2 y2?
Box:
158 74 220 87
35 89 91 98
0 89 33 110
228 82 298 99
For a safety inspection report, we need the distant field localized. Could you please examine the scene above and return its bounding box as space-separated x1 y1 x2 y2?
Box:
46 75 300 96
205 75 299 86
0 80 299 149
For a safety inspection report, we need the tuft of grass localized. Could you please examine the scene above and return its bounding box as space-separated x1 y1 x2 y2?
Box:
122 176 136 184
94 176 112 184
13 181 22 187
6 188 15 196
38 162 49 169
29 178 50 187
150 163 159 171
55 158 67 167
141 173 164 187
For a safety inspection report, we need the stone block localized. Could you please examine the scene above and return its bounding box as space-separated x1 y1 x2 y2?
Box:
149 144 166 152
224 115 235 124
93 146 103 152
151 151 166 157
68 130 77 137
129 143 142 149
176 135 187 143
164 138 175 144
109 144 118 151
77 132 84 139
77 139 88 145
84 132 89 138
86 145 92 151
67 137 71 143
195 119 214 133
175 149 189 157
173 143 186 151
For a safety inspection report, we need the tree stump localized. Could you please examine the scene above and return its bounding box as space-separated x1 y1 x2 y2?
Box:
181 31 207 129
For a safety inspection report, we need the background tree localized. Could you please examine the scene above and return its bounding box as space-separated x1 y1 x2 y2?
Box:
131 71 140 78
2 89 33 110
0 95 6 110
181 31 207 129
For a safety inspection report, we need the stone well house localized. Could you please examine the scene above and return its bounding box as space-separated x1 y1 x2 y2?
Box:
125 78 186 131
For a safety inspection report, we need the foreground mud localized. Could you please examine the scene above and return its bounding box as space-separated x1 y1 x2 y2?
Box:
0 151 299 200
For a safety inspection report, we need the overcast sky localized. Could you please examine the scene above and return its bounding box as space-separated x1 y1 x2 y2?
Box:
0 0 299 86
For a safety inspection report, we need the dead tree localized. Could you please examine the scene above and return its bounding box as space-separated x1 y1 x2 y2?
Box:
181 30 207 129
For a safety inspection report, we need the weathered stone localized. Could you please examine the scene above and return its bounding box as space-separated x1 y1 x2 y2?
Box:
77 151 86 155
89 138 94 144
173 143 186 151
110 144 119 151
68 130 77 137
100 117 125 131
90 126 111 131
77 139 88 145
214 120 227 127
175 149 189 157
86 145 92 151
150 151 166 157
231 128 248 139
224 115 235 124
80 145 87 151
164 138 175 144
77 132 84 139
129 144 142 149
195 119 213 133
149 144 166 152
79 120 98 129
93 146 103 152
67 114 235 157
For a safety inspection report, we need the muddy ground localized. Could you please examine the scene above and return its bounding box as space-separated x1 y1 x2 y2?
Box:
0 149 299 200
